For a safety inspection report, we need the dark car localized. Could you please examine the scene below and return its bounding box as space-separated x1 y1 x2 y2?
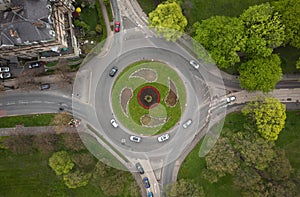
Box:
114 21 120 32
109 66 118 77
40 83 50 90
143 177 150 188
135 162 144 174
29 62 40 69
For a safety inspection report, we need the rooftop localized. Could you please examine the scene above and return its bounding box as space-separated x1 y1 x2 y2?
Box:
0 0 54 47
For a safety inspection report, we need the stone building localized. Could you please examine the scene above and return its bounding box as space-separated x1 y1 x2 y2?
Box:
0 0 79 62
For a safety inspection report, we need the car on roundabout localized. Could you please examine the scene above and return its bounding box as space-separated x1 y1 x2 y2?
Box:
182 119 192 129
110 118 118 128
157 133 169 142
189 60 200 69
130 135 141 143
148 191 154 197
109 66 118 77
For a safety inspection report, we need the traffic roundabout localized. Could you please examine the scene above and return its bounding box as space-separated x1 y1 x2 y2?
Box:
72 27 227 170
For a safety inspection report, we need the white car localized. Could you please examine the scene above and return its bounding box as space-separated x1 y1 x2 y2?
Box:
130 135 141 143
157 133 169 142
0 67 9 72
226 96 236 103
110 118 118 128
182 119 192 129
189 60 200 69
0 72 11 79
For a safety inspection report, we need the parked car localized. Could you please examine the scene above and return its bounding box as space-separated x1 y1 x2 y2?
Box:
0 67 9 72
135 162 144 174
110 118 118 128
189 60 199 69
148 191 154 197
182 119 192 129
143 177 150 188
28 62 40 69
114 21 120 32
157 133 169 142
226 96 236 103
0 72 11 79
109 66 118 77
130 135 141 143
40 83 50 90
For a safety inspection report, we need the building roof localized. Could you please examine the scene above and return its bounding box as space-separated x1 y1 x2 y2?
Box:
0 0 54 47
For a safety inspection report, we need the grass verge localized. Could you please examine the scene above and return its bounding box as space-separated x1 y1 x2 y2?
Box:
0 114 56 128
179 110 300 196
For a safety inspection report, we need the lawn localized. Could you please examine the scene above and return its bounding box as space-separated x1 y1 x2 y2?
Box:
179 110 300 196
136 0 163 14
0 132 138 196
111 61 186 135
0 114 56 128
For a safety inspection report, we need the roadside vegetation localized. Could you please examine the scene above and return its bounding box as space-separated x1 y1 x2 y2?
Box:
176 106 300 196
142 0 300 93
0 132 140 196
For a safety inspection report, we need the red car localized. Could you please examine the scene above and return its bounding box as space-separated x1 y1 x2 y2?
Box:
114 21 120 32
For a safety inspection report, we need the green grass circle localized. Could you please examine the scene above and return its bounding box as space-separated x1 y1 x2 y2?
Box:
111 61 186 135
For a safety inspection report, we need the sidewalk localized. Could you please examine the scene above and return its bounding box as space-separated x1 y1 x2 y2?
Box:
0 125 77 136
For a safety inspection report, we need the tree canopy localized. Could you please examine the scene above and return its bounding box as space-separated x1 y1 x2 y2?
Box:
48 151 74 175
238 54 282 92
165 179 204 197
272 0 300 48
240 3 285 58
193 16 246 69
148 1 187 41
242 97 286 141
63 170 91 188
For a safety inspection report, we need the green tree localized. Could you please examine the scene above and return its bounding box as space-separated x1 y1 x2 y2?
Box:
48 151 74 175
204 137 240 181
148 1 187 41
95 24 102 34
193 16 246 69
232 131 275 170
240 3 285 58
242 97 286 141
103 0 110 6
165 179 204 197
238 54 282 92
272 0 300 48
296 57 300 69
267 149 293 181
63 170 91 189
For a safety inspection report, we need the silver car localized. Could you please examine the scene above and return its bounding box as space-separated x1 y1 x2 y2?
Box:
0 67 9 72
189 60 199 69
0 72 11 79
182 119 192 129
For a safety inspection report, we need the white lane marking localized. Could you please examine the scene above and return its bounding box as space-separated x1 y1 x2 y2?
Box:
6 102 15 105
31 101 42 104
19 100 28 104
44 101 55 104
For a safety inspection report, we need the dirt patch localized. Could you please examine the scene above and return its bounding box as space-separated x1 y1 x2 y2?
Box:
129 68 157 82
165 79 178 107
120 87 133 116
120 88 133 116
140 114 168 127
